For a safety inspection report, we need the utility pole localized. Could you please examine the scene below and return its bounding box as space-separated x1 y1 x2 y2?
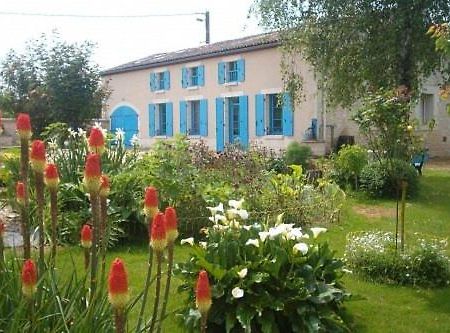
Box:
205 11 210 44
197 11 210 44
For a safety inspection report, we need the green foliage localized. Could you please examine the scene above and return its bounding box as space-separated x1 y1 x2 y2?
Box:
360 159 419 198
345 231 450 287
253 0 450 106
284 142 312 169
353 89 421 163
333 145 368 189
176 204 350 332
0 32 109 135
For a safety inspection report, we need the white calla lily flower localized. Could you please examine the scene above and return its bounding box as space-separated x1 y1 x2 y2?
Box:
232 287 244 298
293 243 309 255
180 237 194 246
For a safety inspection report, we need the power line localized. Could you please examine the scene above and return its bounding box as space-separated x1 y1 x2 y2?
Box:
0 11 204 19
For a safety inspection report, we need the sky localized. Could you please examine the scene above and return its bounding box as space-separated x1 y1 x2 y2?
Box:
0 0 264 70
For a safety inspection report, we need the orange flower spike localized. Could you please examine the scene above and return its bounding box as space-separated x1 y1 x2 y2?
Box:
16 181 25 206
16 113 32 140
83 153 101 193
44 163 60 190
80 224 93 248
164 206 179 243
21 259 37 298
88 127 105 154
195 270 212 315
150 212 167 252
108 258 130 309
143 186 159 218
99 174 110 198
30 140 46 173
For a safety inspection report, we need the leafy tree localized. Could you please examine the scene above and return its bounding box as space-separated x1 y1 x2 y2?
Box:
0 33 109 135
252 0 450 106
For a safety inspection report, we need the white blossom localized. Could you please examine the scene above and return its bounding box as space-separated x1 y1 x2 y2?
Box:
242 225 252 231
180 237 194 246
231 287 244 299
293 243 308 255
245 239 260 248
208 214 227 223
77 128 86 137
228 199 244 209
258 231 270 242
115 128 125 142
237 268 248 278
287 228 304 240
206 203 224 215
310 227 327 239
68 128 77 138
130 134 140 146
199 242 207 249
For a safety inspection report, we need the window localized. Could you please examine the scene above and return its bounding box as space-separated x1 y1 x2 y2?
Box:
267 94 283 135
188 101 200 135
419 93 433 125
255 93 293 137
156 104 167 136
218 59 245 84
182 65 204 88
227 61 238 82
150 71 170 91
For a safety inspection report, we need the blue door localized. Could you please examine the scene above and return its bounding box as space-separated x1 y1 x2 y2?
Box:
110 106 138 146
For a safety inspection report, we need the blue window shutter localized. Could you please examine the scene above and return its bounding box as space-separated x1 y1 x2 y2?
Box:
166 102 173 136
179 101 187 134
239 95 249 148
215 97 224 151
237 59 245 82
148 104 156 136
198 65 205 86
282 93 294 136
150 73 156 91
200 99 208 136
182 67 188 88
164 71 170 90
255 94 265 136
218 62 225 84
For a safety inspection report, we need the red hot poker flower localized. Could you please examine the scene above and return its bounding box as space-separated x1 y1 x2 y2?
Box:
44 163 59 190
22 259 37 298
80 224 92 248
83 153 101 193
143 186 159 218
16 181 25 205
30 140 46 173
99 174 110 198
108 258 130 309
164 207 178 243
88 127 105 154
195 270 212 315
16 113 32 140
150 212 167 252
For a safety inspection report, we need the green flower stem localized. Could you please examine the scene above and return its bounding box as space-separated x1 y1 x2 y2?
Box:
136 247 153 332
0 234 4 269
49 189 58 265
157 242 174 333
20 137 31 259
35 171 45 271
84 247 90 271
149 251 163 333
100 195 108 282
114 308 126 333
89 192 100 297
200 314 207 333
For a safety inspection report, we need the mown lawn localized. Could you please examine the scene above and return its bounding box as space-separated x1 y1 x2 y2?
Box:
54 167 450 332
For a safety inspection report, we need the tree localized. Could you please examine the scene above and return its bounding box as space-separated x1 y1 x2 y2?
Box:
0 33 109 135
252 0 450 106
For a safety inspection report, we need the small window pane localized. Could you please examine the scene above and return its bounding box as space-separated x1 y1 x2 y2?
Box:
158 72 165 90
268 94 283 135
190 101 200 135
420 94 433 125
190 67 198 86
158 104 167 135
227 61 238 82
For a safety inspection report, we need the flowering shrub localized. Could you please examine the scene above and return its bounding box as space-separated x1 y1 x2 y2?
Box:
345 231 450 287
176 200 350 332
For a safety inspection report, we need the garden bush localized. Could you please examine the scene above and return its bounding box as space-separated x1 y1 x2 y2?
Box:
333 144 368 189
176 201 351 332
284 141 312 169
360 159 419 198
345 231 450 287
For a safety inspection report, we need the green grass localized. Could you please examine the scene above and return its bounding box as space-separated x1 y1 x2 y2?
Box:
43 168 450 332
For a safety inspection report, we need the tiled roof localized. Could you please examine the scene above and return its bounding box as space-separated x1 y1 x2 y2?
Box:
101 32 280 75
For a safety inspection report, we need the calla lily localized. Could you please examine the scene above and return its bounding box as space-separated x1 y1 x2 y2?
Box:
293 243 309 255
180 237 194 246
237 268 248 278
231 287 244 298
310 227 327 238
245 239 260 248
